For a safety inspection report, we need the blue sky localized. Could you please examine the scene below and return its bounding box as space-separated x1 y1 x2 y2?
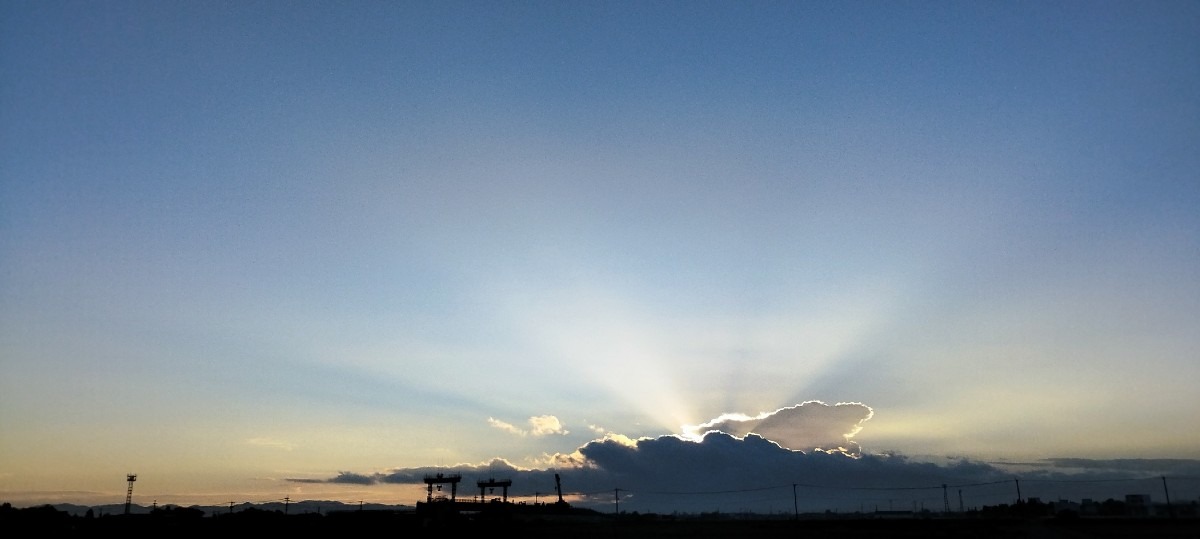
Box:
2 1 1198 511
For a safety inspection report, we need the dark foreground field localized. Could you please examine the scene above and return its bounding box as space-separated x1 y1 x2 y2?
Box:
4 509 1199 539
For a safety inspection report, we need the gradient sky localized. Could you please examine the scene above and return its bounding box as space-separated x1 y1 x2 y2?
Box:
2 0 1198 512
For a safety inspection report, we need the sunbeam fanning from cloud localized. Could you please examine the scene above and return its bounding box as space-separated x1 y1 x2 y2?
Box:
498 279 894 437
503 286 696 431
2 0 1197 512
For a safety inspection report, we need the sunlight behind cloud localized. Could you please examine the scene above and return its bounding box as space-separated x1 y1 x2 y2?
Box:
683 401 874 453
492 273 897 436
3 0 1197 511
499 276 896 434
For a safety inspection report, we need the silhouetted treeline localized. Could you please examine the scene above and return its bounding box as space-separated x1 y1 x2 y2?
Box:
5 501 1200 538
0 502 422 536
975 497 1200 519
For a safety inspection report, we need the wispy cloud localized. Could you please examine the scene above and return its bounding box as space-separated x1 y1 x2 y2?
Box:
487 417 525 436
529 415 568 436
488 415 568 437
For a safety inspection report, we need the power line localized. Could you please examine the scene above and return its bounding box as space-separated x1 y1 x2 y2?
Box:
577 474 1184 504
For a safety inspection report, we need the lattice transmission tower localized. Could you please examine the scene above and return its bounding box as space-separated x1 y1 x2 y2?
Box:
124 474 137 515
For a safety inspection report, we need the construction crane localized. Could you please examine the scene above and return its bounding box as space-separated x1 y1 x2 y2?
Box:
478 477 513 502
422 472 462 503
554 473 567 506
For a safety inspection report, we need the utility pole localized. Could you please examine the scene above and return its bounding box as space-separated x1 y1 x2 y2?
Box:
942 484 950 514
1014 478 1022 503
792 483 798 520
1162 476 1175 518
614 488 621 515
958 489 964 513
284 496 290 515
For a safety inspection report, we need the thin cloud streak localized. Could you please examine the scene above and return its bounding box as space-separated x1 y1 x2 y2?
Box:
246 437 295 451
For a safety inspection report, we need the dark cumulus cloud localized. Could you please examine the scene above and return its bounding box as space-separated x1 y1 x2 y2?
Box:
290 402 1200 514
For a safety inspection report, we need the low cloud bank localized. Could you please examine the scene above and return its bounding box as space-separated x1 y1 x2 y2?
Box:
1038 458 1200 476
290 403 1200 513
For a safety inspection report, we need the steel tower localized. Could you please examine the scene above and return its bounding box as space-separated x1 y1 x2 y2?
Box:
124 474 137 515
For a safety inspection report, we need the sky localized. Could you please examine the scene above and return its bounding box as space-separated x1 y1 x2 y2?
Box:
2 0 1199 514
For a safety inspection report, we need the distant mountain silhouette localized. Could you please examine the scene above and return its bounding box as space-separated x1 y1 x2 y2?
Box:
43 500 413 517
